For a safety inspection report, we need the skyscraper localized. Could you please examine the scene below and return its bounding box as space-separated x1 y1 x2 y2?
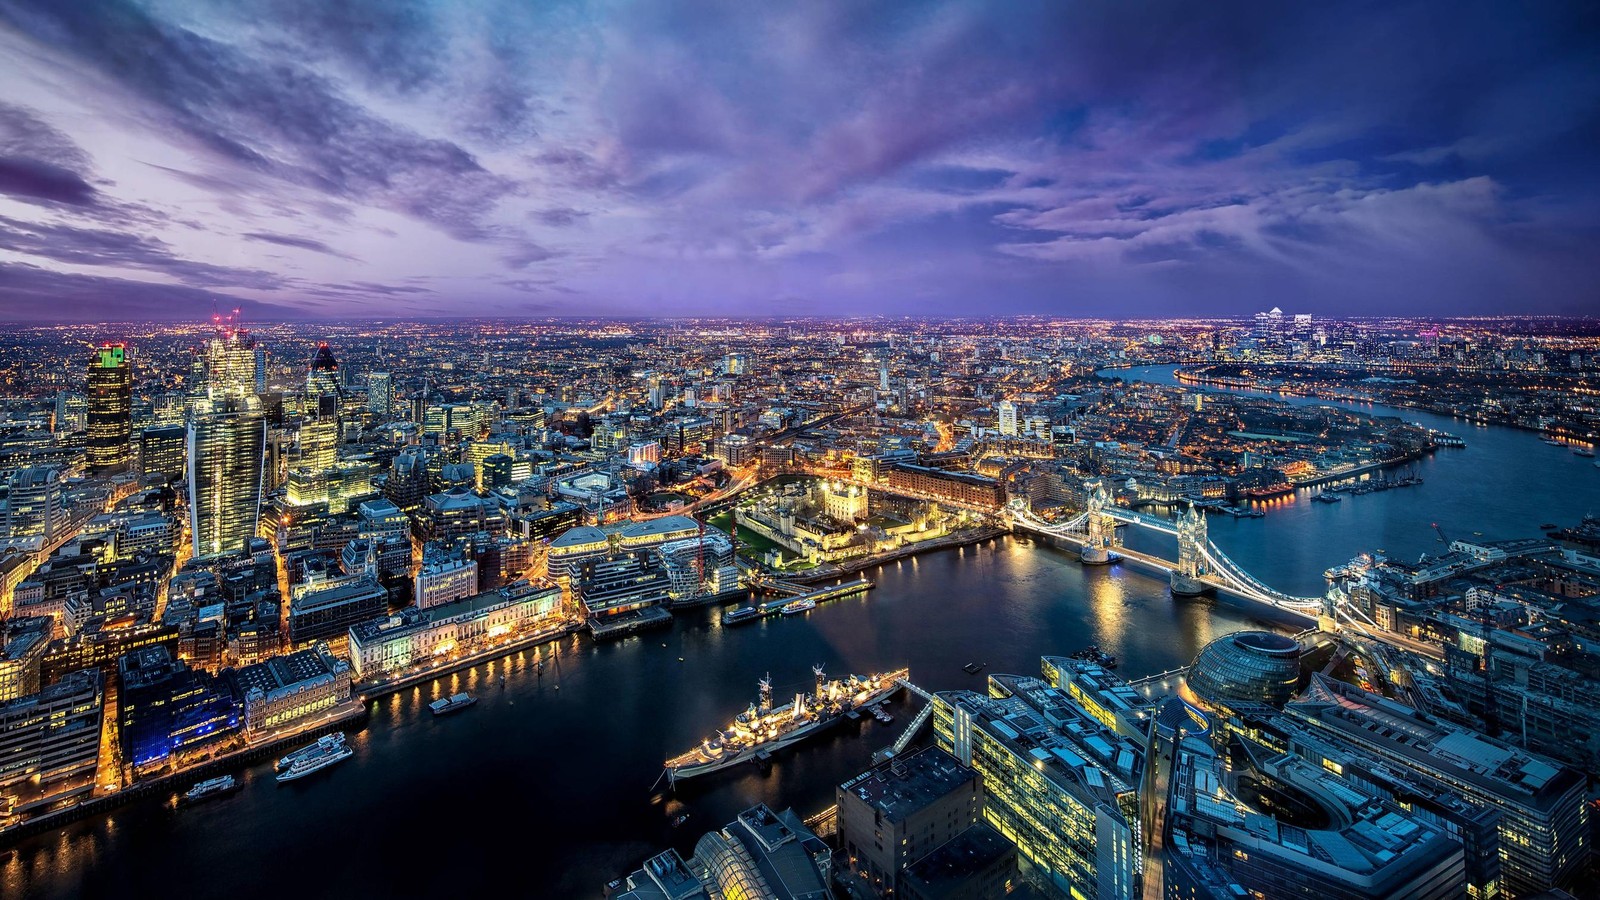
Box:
187 398 266 557
996 399 1018 436
366 372 393 416
4 467 64 544
138 424 187 482
85 343 132 472
53 391 86 435
201 330 261 403
307 343 341 418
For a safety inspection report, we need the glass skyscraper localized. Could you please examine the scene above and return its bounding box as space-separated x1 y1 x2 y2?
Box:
85 343 132 472
187 399 266 557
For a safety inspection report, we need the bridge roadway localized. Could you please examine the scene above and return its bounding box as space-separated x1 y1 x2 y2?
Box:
1010 515 1320 627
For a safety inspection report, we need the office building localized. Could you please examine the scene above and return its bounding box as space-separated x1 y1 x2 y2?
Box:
836 747 988 897
347 582 562 680
1285 674 1589 897
188 399 266 557
202 329 263 402
287 577 388 646
306 342 341 416
932 674 1142 900
139 423 187 482
415 555 479 610
0 618 52 702
899 823 1017 900
4 466 64 545
367 371 393 416
1186 630 1302 713
0 669 103 816
1164 740 1466 900
482 453 514 490
85 343 132 472
54 391 86 435
116 645 240 769
297 417 338 472
235 643 351 735
996 399 1018 436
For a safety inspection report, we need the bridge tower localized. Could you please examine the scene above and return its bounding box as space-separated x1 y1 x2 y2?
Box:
1081 479 1119 565
1171 503 1211 596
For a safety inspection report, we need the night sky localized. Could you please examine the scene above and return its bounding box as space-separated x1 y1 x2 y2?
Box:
1 1 1597 322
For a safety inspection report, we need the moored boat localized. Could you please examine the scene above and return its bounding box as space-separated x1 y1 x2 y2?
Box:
780 598 817 616
276 734 352 783
275 734 346 773
664 666 909 784
429 692 476 716
182 775 238 804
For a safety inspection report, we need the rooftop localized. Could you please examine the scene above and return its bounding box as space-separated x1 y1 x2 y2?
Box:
839 746 975 824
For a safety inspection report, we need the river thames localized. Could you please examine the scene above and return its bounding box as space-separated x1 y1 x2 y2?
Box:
4 366 1596 899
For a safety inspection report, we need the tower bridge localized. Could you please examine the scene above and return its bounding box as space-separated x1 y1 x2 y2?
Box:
1006 498 1383 633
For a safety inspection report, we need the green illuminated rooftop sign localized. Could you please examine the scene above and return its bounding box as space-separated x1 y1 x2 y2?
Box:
97 345 125 367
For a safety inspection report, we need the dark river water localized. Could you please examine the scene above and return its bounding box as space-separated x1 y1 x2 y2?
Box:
5 364 1594 899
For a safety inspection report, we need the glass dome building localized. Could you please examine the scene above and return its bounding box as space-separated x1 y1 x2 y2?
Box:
1186 630 1302 711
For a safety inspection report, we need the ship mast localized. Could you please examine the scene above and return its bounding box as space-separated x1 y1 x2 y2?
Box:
759 673 772 714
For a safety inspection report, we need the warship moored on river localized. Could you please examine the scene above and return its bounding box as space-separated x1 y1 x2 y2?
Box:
664 666 908 785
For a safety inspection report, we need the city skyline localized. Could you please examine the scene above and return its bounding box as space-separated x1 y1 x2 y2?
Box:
0 316 1596 898
3 1 1599 323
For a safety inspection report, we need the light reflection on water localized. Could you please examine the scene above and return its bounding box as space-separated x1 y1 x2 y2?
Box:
6 537 1316 899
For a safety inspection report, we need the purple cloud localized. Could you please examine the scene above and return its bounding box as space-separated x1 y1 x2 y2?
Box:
0 0 1595 320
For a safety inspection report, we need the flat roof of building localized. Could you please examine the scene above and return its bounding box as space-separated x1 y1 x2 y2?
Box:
839 747 975 824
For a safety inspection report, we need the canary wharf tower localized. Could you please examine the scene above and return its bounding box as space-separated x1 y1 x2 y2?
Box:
188 328 266 557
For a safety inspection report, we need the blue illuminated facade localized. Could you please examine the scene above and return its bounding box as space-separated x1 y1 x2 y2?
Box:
117 646 242 768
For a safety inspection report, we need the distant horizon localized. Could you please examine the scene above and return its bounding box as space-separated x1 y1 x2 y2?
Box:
7 312 1600 327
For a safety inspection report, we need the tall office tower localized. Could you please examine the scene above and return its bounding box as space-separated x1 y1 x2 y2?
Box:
879 364 890 392
188 398 266 557
1253 306 1284 341
85 343 133 472
297 418 338 472
1293 312 1313 338
723 352 746 376
138 424 187 482
202 329 261 403
4 467 64 543
996 399 1019 436
306 343 341 417
53 392 87 435
367 372 393 416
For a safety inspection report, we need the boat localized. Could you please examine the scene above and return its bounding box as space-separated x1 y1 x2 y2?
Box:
780 598 817 616
670 814 691 828
962 662 986 674
1542 438 1564 446
275 734 346 773
1576 448 1595 458
722 606 762 626
182 775 238 804
276 734 353 783
1312 493 1342 504
664 666 909 784
1540 523 1559 530
429 692 476 716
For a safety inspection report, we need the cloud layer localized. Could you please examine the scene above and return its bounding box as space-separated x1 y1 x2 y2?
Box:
0 0 1596 321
